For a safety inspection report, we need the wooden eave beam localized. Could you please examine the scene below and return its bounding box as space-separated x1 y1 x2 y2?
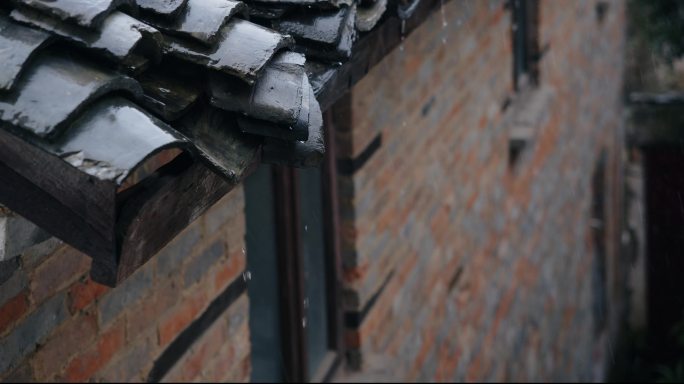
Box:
0 0 446 286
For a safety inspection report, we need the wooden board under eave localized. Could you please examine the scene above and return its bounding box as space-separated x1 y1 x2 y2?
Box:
110 155 238 285
0 126 119 276
0 127 250 287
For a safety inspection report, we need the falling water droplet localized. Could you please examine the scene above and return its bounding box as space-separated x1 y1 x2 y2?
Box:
243 270 252 281
304 225 308 232
302 318 307 328
399 20 406 53
242 247 246 255
440 0 448 28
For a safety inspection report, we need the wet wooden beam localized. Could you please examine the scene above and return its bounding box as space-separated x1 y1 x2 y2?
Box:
111 154 239 285
0 125 245 286
0 0 445 286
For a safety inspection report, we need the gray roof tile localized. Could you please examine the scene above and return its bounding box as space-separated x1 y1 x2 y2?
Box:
263 78 323 167
21 0 136 29
356 0 386 31
209 51 307 128
137 69 201 121
165 18 293 83
136 0 188 17
0 53 141 139
144 0 246 46
175 107 260 183
11 8 163 70
0 0 399 281
0 15 51 92
50 97 187 184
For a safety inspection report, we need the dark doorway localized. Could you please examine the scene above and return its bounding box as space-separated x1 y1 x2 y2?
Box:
644 148 684 362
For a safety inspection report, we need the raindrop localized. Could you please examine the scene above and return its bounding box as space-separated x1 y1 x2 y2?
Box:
304 224 308 232
440 0 448 28
304 298 309 309
302 317 307 328
400 20 406 53
242 247 246 255
243 270 252 281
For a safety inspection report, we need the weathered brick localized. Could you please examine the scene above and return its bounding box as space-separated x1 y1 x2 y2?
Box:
30 246 91 304
62 320 125 382
213 250 245 294
97 266 153 326
162 314 226 382
203 197 236 236
0 257 19 286
0 291 29 336
0 269 27 307
32 311 98 381
68 278 110 313
96 336 154 382
336 0 627 381
0 292 68 374
2 360 35 383
19 238 62 271
158 290 208 347
156 225 201 278
126 280 178 341
183 240 225 288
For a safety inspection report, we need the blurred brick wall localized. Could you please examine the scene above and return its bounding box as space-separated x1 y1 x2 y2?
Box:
338 0 626 381
0 189 248 382
0 0 628 382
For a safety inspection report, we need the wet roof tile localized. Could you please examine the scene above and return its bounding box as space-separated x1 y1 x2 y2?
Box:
137 69 201 121
166 18 293 83
273 5 356 60
145 0 246 46
246 3 288 19
0 0 410 283
0 54 141 139
251 0 353 7
262 79 323 167
11 8 163 69
273 6 348 45
175 106 260 183
237 70 312 141
21 0 135 29
136 0 188 18
0 15 51 92
209 51 306 128
356 0 386 31
50 97 187 184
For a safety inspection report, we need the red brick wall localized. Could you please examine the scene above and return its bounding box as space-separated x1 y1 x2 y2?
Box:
0 1 627 382
0 189 249 382
338 0 626 381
